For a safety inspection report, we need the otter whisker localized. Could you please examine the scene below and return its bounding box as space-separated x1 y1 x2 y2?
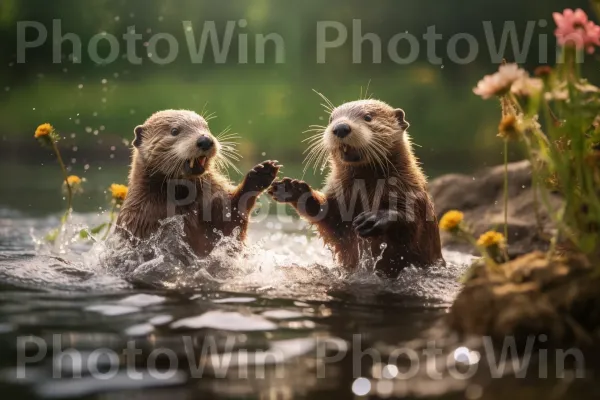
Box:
302 133 325 144
302 142 327 175
310 146 329 174
313 89 335 109
360 80 372 100
303 139 327 155
203 111 217 122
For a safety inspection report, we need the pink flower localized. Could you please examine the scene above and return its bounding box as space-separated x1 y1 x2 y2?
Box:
473 64 528 99
553 8 600 54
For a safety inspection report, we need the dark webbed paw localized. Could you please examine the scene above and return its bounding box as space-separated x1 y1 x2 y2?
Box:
268 178 312 203
244 160 281 193
353 210 399 237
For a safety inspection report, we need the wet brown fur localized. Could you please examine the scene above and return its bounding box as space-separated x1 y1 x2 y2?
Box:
116 110 278 257
269 100 444 277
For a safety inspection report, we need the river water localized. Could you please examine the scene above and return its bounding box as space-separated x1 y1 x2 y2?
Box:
0 207 598 399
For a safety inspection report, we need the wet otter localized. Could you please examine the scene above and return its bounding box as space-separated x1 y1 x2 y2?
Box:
268 99 444 276
116 109 280 256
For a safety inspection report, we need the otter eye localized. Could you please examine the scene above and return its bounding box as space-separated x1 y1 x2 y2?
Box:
364 114 373 122
171 127 180 136
329 115 333 123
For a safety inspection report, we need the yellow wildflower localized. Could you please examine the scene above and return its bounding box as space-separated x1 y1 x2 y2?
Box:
63 175 84 195
109 184 128 202
66 175 82 186
498 115 522 141
477 231 506 248
439 210 464 232
35 123 53 138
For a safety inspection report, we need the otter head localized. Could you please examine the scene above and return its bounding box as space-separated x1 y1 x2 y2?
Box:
133 110 219 178
322 99 409 167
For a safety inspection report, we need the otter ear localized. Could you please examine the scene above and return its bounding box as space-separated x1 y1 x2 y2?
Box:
394 109 410 131
133 125 144 147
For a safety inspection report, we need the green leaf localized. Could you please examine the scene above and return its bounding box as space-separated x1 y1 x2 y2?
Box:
79 223 108 240
45 228 59 243
91 223 108 234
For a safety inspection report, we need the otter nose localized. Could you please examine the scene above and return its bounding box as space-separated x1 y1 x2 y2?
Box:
333 123 351 138
196 136 214 151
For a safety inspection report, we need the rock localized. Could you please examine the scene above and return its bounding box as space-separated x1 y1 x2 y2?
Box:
448 252 600 347
429 160 563 258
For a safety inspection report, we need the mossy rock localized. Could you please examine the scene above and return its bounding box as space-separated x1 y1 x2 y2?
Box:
449 252 600 347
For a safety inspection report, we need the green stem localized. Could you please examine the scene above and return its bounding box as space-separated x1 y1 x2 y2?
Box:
503 139 509 241
52 141 73 225
102 203 118 240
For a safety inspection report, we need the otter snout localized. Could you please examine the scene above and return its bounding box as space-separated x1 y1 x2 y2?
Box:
332 123 351 138
196 136 214 151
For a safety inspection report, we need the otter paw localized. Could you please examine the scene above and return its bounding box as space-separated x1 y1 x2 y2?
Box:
268 178 312 203
244 160 281 193
353 210 398 237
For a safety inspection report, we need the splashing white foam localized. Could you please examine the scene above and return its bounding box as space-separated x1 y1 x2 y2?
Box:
19 213 474 303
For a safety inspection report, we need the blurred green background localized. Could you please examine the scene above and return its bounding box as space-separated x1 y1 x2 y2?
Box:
0 0 596 214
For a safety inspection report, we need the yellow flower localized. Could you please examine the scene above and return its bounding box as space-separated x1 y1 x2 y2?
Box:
477 231 506 248
439 210 464 232
66 175 82 186
63 175 84 195
109 184 128 201
498 115 522 140
35 123 53 138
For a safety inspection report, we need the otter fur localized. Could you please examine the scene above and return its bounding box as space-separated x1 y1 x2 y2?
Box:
116 110 279 256
268 99 443 277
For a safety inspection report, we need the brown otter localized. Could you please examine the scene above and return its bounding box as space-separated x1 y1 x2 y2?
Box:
116 109 280 256
268 99 444 277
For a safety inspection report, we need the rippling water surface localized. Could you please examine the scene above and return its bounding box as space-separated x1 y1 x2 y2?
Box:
1 209 598 399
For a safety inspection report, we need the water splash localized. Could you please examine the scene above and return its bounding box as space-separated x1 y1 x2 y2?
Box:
11 212 474 303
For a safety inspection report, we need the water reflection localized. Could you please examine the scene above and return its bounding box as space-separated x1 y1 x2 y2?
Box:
1 210 595 399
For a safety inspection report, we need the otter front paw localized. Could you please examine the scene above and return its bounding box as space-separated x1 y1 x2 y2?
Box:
268 178 312 203
244 160 281 193
353 210 399 237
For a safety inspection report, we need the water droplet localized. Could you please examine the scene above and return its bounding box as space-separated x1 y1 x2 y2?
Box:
261 152 266 156
78 84 83 89
382 364 398 379
352 378 371 396
84 164 90 170
85 127 92 133
380 242 388 250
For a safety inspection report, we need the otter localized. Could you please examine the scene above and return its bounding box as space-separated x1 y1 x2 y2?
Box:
116 109 280 257
268 99 444 277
